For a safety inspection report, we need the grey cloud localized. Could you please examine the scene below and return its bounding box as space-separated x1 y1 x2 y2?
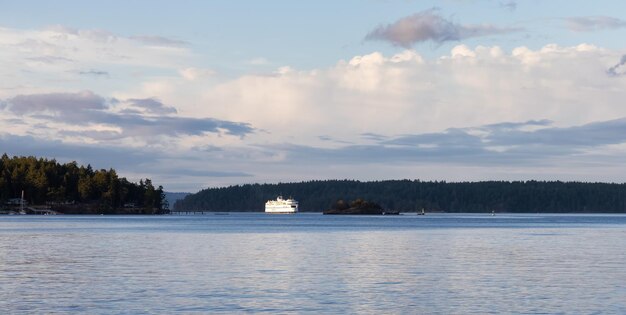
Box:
607 55 626 77
129 35 188 47
482 119 552 129
389 118 626 150
261 142 489 165
172 169 252 178
384 128 483 147
2 118 25 125
60 130 125 141
365 9 522 47
118 108 143 115
2 91 255 139
26 56 74 64
7 91 107 115
192 145 224 153
263 118 626 167
127 98 177 115
66 110 253 138
361 132 388 141
499 1 517 11
488 118 626 147
318 135 353 144
564 16 626 32
79 69 110 77
133 115 253 137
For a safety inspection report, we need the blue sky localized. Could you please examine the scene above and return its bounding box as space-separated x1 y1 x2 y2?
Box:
1 0 626 191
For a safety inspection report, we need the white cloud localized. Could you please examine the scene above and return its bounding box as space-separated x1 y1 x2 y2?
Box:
129 35 188 47
248 57 270 65
191 44 626 148
179 67 215 81
93 44 624 160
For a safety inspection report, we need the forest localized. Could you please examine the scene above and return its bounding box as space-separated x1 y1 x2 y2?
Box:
174 179 626 213
0 154 167 214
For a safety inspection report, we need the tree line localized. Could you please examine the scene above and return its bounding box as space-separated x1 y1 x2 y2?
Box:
174 179 626 213
0 154 167 214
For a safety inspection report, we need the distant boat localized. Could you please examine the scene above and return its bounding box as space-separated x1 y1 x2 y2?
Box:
265 196 298 214
417 208 425 215
19 190 26 215
491 210 496 216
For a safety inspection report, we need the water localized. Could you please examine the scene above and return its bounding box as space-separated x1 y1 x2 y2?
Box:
1 213 625 314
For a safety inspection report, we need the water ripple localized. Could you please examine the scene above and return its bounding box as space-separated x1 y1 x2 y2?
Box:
1 214 625 313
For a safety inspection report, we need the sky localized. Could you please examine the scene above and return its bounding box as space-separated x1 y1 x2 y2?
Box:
1 0 626 192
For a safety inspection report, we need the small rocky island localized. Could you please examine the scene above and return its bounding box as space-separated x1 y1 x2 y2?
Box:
323 198 397 215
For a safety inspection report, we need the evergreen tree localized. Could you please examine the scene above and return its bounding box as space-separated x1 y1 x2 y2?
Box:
0 154 166 214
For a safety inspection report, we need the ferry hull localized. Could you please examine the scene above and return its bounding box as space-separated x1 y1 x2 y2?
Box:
264 206 298 214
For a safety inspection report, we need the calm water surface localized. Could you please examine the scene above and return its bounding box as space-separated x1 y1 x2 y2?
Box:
1 213 625 314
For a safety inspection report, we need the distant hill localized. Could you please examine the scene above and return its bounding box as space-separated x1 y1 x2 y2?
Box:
164 192 190 209
173 179 626 213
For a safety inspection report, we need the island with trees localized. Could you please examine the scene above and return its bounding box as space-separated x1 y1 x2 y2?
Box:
174 179 626 213
0 154 167 214
323 199 388 215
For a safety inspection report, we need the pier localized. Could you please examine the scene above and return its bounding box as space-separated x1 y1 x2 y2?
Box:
0 207 60 215
169 211 211 215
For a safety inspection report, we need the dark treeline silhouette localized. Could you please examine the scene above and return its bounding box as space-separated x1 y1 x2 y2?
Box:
174 179 626 213
0 154 167 214
323 198 385 215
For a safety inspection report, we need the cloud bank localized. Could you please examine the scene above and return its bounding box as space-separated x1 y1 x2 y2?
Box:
1 91 254 142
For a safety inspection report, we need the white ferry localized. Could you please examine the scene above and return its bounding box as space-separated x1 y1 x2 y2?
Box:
265 196 298 214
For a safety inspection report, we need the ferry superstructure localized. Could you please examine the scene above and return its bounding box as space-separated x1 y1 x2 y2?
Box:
265 196 298 213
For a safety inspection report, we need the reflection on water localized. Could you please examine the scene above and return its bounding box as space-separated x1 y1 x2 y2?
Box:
1 214 625 313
